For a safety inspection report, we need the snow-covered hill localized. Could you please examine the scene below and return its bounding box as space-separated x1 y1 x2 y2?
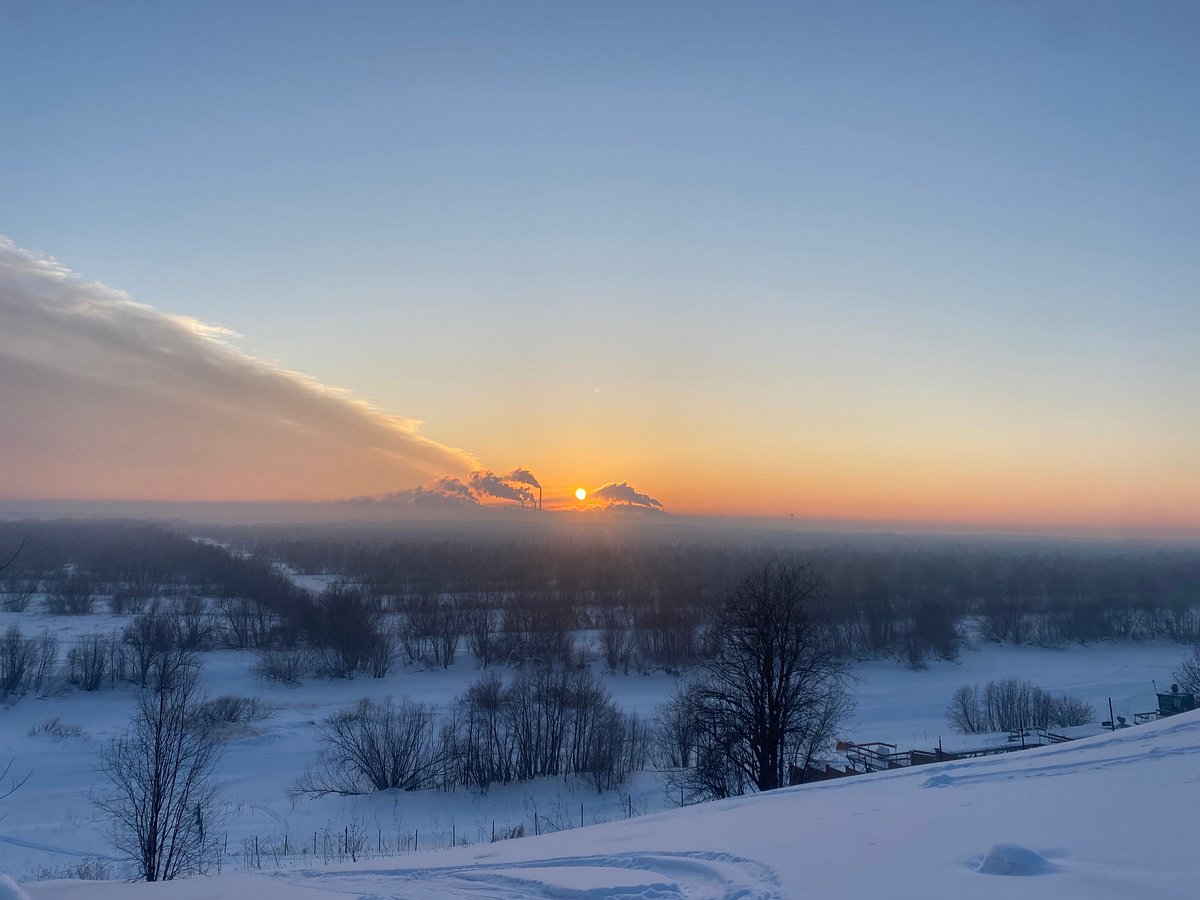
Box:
20 709 1200 899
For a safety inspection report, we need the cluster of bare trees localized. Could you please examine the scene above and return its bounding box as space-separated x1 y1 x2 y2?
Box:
0 625 58 698
294 661 651 799
0 601 213 700
945 679 1095 734
448 663 650 793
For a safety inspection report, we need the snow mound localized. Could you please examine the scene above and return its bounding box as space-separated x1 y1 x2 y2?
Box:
976 843 1057 876
0 874 31 900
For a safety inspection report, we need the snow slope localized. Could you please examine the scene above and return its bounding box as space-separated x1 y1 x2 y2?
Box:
21 709 1200 899
0 615 1187 883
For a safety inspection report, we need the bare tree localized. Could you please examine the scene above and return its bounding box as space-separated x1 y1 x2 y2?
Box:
946 684 983 734
93 667 222 881
668 559 852 798
0 539 24 573
464 599 499 667
123 603 179 686
1175 645 1200 696
1 542 37 611
0 758 30 814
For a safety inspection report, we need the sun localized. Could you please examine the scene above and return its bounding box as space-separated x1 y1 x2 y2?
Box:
575 487 587 501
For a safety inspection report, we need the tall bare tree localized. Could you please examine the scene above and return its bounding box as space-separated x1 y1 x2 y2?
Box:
671 559 852 798
93 666 222 881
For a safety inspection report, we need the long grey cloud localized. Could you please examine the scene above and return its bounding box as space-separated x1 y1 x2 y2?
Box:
0 238 476 500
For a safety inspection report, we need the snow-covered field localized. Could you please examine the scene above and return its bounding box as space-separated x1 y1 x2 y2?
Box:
1 587 1193 893
17 705 1200 898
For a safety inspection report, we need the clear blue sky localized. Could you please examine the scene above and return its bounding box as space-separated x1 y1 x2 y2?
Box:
1 1 1197 526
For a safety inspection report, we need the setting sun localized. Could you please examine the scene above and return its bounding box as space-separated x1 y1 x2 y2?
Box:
575 487 587 501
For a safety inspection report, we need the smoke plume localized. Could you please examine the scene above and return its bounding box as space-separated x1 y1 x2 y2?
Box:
470 470 536 507
505 467 541 489
591 481 664 509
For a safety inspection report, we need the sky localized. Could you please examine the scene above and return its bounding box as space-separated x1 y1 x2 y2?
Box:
0 1 1197 532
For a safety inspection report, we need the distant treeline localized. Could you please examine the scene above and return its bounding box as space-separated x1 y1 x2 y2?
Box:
2 520 1198 676
251 528 1200 666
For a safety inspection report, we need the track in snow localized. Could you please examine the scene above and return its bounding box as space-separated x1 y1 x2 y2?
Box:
273 850 781 899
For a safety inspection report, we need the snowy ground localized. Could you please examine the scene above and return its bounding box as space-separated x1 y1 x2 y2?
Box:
18 707 1200 899
0 590 1192 888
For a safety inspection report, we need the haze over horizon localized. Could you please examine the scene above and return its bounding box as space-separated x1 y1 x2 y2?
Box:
1 1 1197 535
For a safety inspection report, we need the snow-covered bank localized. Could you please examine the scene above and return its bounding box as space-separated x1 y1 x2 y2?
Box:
22 708 1200 898
0 630 1190 882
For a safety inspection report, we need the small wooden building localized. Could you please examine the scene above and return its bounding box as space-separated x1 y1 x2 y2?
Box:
1156 683 1197 717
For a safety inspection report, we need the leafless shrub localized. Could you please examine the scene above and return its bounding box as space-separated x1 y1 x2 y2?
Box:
68 634 115 691
109 589 149 616
31 858 115 881
2 577 37 612
27 717 87 740
294 697 445 796
47 573 96 615
946 684 983 734
1052 695 1095 727
0 624 35 697
197 695 273 732
30 630 59 692
254 647 311 685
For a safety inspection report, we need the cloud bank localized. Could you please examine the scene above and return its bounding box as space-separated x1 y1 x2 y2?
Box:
0 238 476 500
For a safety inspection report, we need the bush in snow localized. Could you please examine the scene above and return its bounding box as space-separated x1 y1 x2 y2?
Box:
945 679 1094 733
254 646 311 685
293 696 445 796
67 634 116 691
26 717 87 740
196 695 273 735
45 573 96 615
